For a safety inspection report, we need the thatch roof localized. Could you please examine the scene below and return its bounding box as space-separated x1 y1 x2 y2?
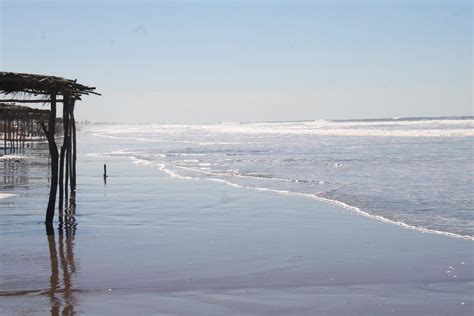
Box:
0 72 99 99
0 103 50 120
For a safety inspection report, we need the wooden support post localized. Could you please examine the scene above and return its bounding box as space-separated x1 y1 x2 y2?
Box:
3 119 6 155
43 93 59 225
8 119 12 153
15 119 18 152
103 164 107 184
9 119 11 153
70 100 77 194
67 102 72 195
58 96 70 215
65 109 70 207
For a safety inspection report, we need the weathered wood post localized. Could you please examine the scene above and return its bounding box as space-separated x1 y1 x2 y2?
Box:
59 95 70 215
3 118 6 155
43 93 59 225
70 100 77 194
103 164 107 184
8 119 12 153
66 100 72 199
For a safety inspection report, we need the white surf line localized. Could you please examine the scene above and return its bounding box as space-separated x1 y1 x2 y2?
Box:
206 178 474 241
158 163 473 241
0 193 16 199
0 155 25 160
91 132 227 145
172 164 328 184
122 152 473 241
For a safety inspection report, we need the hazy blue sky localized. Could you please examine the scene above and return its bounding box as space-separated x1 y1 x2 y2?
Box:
1 0 472 123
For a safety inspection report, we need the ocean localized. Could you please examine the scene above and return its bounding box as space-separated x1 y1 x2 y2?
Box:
86 117 474 239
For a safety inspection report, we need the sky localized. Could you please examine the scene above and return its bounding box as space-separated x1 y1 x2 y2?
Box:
0 0 472 123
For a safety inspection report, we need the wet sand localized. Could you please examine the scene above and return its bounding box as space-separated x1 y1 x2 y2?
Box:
0 139 473 315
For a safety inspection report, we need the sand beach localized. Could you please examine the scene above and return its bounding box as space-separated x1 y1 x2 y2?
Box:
0 132 472 315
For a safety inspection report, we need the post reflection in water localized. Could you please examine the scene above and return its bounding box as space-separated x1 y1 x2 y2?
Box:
45 207 78 316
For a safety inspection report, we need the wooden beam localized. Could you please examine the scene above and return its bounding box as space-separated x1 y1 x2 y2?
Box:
0 99 65 103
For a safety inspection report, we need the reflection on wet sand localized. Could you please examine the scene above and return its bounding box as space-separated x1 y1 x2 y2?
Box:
46 208 78 316
2 159 28 189
0 214 79 314
1 143 49 190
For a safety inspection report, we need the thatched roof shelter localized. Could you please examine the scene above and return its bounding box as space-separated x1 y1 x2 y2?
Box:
0 72 99 101
0 103 50 120
0 71 99 225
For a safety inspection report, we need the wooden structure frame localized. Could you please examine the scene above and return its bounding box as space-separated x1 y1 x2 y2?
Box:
0 72 99 225
0 103 50 154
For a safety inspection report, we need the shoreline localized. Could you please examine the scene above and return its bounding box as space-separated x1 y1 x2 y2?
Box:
129 156 474 241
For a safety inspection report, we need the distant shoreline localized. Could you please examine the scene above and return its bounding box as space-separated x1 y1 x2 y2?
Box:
78 115 474 126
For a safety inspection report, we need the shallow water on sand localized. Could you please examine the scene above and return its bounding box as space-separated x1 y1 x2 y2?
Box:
0 131 473 315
